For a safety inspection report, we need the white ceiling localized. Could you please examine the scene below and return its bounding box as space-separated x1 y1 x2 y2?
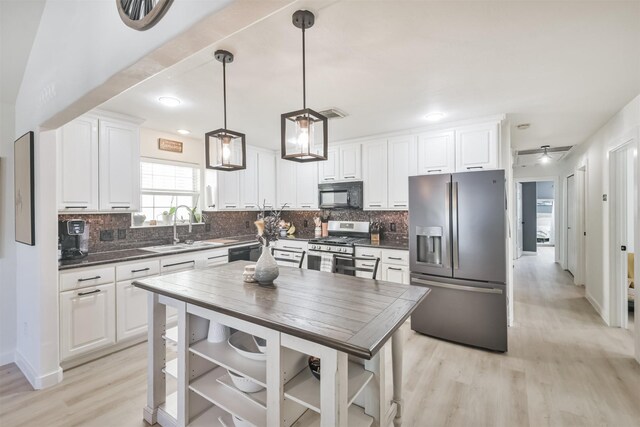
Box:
100 0 640 151
0 0 46 104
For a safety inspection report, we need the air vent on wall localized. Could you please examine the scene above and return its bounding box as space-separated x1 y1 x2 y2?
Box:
318 108 348 119
515 145 573 167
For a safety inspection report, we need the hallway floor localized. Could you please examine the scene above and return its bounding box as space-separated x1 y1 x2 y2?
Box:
1 248 639 426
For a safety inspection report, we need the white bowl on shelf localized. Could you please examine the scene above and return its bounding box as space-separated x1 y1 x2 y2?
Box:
227 370 264 393
232 414 254 427
228 331 266 361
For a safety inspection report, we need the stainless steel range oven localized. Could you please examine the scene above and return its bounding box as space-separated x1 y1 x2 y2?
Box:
307 220 370 273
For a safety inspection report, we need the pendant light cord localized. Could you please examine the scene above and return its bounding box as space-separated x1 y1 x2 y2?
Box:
222 60 227 129
302 25 306 110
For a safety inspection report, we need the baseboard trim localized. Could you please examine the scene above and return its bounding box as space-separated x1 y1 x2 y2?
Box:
14 350 63 390
585 291 609 325
0 350 14 367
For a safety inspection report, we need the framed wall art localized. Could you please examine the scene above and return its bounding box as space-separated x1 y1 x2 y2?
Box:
14 131 35 246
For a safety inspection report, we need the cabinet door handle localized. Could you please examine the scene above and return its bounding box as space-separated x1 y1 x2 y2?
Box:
427 169 441 173
131 268 150 273
300 205 312 208
163 260 195 268
369 203 382 207
344 175 356 179
466 166 484 170
393 203 407 207
388 267 403 271
77 289 101 296
361 254 375 258
363 263 375 267
78 275 101 282
225 205 237 208
388 257 403 260
111 206 131 209
324 177 335 181
65 206 88 209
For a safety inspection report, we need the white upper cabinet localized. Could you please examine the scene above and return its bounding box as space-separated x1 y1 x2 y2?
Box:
98 119 140 211
340 143 362 181
362 139 388 210
318 147 339 182
318 144 361 183
57 116 99 211
277 159 297 209
387 135 417 209
257 151 277 209
239 148 259 210
217 170 241 210
296 162 318 210
455 123 498 171
417 130 455 175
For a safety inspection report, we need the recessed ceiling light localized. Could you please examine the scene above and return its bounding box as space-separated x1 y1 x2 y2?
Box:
158 96 181 107
516 123 530 130
177 129 190 135
424 112 445 122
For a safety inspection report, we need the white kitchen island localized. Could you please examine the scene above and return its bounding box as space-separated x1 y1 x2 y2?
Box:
134 261 429 427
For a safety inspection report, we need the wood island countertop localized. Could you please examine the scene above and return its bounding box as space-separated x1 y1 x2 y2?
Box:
134 261 430 359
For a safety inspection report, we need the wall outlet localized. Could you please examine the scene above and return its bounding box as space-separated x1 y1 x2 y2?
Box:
118 229 127 239
100 230 114 241
303 220 308 228
390 223 397 232
205 223 211 232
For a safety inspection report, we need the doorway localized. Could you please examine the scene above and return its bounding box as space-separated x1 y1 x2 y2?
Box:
610 139 636 330
566 174 576 275
515 180 557 259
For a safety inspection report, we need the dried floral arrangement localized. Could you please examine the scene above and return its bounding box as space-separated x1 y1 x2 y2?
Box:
255 201 287 247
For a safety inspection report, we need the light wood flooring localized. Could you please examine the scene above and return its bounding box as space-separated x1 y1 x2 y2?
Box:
1 247 639 426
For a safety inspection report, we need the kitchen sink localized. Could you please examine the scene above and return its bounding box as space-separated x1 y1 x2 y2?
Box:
140 241 225 253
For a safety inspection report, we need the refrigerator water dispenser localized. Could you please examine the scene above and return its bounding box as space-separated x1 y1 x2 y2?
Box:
416 226 443 266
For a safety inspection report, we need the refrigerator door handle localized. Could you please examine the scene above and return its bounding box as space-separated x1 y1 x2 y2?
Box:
444 181 451 269
412 278 503 294
452 181 460 270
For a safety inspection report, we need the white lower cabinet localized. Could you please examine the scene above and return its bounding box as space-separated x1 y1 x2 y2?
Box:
381 264 410 284
116 280 149 341
60 283 116 361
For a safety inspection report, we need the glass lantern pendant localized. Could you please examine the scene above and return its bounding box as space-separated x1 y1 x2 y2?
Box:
281 10 328 162
205 50 246 171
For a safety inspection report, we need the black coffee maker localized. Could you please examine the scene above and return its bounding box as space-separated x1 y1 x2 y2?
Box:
59 219 89 260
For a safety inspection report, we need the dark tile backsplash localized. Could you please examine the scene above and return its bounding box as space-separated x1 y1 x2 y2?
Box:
59 209 408 253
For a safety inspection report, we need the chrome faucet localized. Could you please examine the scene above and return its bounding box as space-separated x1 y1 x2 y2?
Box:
173 205 193 245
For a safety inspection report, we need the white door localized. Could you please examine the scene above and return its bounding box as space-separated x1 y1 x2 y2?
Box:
455 123 498 171
98 119 140 211
277 159 297 209
116 280 148 341
362 139 388 210
217 170 241 210
417 130 455 175
60 283 116 361
516 183 523 259
567 174 577 275
388 135 417 209
57 116 99 211
257 151 277 209
296 163 318 209
240 148 259 210
340 143 361 180
318 147 339 183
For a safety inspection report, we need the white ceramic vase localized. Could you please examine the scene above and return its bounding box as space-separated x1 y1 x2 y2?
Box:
254 244 279 286
207 320 230 343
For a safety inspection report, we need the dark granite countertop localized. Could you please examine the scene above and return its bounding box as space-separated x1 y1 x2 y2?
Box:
58 235 258 271
354 238 409 250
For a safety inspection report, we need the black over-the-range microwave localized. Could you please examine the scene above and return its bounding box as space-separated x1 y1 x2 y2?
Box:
318 181 363 209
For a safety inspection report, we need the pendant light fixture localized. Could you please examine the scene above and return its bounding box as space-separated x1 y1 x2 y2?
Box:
539 145 552 164
281 10 328 162
205 50 246 171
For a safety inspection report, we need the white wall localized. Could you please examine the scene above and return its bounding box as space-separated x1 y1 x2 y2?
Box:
0 102 17 365
10 0 291 388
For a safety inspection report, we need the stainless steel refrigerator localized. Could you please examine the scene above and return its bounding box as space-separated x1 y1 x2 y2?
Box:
409 170 507 352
